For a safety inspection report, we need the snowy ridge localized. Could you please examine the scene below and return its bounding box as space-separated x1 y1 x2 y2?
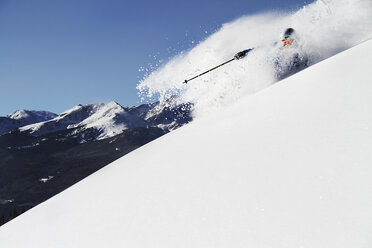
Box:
19 102 148 140
68 102 148 140
1 36 372 247
0 110 57 136
7 110 57 121
15 100 190 141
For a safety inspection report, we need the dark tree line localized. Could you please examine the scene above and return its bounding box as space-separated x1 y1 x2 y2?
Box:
0 206 32 227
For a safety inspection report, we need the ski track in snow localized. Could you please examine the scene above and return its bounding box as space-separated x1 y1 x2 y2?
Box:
137 0 372 118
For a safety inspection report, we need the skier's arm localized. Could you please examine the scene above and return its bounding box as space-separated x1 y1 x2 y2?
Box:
234 48 254 60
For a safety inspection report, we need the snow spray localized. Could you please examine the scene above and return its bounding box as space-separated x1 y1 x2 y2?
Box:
137 0 372 118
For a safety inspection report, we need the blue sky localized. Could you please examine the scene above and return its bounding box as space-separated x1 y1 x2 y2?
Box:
0 0 312 116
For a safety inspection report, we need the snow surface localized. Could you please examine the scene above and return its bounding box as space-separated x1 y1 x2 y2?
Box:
39 176 54 183
1 36 372 247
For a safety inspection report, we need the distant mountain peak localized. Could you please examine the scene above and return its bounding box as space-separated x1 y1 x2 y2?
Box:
7 110 31 120
7 110 57 121
0 110 58 136
68 101 149 140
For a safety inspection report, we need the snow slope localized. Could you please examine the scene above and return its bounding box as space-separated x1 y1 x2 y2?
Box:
1 39 372 247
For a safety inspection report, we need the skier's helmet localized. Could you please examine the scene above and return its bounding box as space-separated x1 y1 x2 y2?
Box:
281 28 295 47
283 28 295 39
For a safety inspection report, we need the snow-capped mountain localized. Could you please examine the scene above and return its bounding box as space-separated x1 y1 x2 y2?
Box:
70 102 149 140
7 110 57 121
19 102 149 141
1 37 371 247
15 101 192 142
0 110 57 136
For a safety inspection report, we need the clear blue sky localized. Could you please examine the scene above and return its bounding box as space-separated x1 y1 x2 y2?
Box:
0 0 312 116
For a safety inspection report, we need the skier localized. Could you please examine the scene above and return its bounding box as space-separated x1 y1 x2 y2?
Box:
183 28 309 84
274 28 309 80
234 28 309 80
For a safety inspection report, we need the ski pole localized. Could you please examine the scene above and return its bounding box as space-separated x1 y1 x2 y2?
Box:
183 58 235 84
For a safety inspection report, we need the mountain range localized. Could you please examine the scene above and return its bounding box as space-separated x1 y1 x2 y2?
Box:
0 100 193 224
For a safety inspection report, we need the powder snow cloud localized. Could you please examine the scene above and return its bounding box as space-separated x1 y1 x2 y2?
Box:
138 0 372 118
